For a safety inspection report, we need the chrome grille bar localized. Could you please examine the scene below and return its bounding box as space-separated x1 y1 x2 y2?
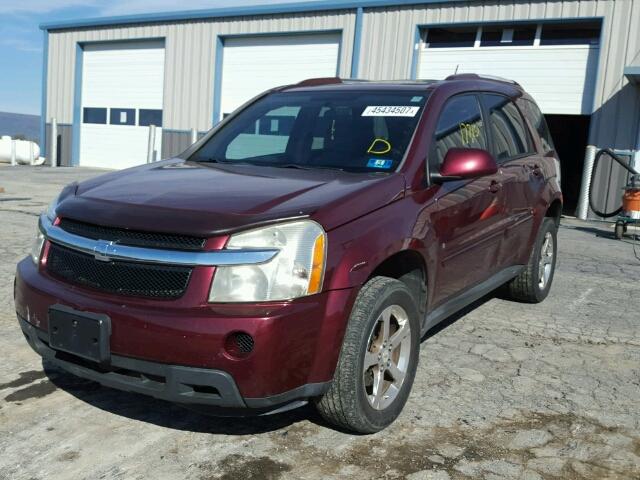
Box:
40 215 279 267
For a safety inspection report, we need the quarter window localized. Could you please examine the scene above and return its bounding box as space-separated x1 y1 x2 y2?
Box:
432 94 487 167
483 94 531 161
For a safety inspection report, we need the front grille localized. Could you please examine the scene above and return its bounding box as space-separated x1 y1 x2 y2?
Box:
46 243 192 299
58 218 206 251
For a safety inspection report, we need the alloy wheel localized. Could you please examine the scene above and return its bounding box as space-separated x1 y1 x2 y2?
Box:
538 231 554 289
362 304 412 410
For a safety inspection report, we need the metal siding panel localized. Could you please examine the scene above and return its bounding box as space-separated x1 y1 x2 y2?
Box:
161 130 191 159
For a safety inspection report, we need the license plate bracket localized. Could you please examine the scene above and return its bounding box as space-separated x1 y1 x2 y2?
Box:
48 305 111 364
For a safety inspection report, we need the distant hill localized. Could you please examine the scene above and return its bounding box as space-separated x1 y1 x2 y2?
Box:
0 111 40 144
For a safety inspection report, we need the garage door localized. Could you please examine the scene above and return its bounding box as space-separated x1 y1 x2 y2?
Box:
417 24 600 115
79 41 164 169
219 33 340 120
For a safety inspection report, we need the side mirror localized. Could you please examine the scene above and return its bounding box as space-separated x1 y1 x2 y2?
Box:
431 148 498 183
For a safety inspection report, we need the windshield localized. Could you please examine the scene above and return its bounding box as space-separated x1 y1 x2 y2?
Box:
189 90 429 173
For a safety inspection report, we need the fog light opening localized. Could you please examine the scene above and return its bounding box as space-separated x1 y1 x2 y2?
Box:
224 331 255 359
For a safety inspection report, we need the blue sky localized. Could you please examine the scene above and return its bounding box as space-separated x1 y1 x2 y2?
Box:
0 0 323 116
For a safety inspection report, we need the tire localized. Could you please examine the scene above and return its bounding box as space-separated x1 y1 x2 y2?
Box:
615 221 625 240
505 217 558 303
314 276 421 433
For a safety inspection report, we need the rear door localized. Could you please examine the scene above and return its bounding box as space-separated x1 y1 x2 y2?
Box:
428 94 509 305
481 93 541 266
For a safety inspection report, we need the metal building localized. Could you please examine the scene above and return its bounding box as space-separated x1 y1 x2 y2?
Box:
39 0 640 218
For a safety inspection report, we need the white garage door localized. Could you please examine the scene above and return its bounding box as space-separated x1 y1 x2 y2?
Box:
418 32 599 115
79 41 164 169
219 33 341 120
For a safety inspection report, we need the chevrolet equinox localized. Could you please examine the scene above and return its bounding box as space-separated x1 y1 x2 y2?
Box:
15 74 561 433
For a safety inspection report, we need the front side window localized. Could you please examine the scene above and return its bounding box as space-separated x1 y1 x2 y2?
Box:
483 93 532 161
431 94 487 167
190 91 429 173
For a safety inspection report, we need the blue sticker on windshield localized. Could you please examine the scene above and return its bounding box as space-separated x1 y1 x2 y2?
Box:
367 158 393 169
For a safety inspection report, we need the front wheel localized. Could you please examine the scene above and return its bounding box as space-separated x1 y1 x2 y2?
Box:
315 277 420 433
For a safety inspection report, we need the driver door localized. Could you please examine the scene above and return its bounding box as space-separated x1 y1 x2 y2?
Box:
427 94 509 306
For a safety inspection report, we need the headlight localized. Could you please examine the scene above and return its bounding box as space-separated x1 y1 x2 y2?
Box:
209 220 326 302
31 193 60 265
30 227 45 265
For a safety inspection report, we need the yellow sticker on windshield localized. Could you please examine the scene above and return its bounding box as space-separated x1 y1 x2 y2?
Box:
367 138 392 155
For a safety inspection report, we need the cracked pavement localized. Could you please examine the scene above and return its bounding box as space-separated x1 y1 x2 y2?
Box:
0 166 639 480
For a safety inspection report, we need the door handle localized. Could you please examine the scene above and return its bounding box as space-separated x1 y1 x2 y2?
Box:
489 180 502 193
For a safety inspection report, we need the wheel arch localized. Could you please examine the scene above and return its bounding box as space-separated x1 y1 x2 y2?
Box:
367 249 428 318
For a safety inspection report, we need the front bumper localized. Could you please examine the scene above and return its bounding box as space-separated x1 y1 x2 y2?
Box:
18 315 328 411
15 257 357 409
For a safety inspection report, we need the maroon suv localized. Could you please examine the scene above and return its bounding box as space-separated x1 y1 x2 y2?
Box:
15 74 561 433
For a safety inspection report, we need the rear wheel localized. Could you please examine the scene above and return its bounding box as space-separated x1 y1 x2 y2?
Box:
615 221 625 240
505 217 557 303
315 277 420 433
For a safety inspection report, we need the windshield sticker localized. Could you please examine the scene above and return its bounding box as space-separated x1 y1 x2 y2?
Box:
367 158 393 169
362 106 420 117
367 138 392 155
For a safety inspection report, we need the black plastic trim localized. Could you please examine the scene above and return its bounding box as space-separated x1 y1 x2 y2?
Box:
423 265 524 335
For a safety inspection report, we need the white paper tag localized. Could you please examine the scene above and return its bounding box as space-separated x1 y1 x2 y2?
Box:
361 106 420 117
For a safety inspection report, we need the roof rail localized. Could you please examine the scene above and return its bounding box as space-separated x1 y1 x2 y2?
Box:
445 73 520 85
295 77 343 86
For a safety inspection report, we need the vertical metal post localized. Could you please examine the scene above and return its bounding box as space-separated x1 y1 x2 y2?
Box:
576 145 597 220
50 118 58 168
147 124 156 163
10 139 16 166
190 128 198 145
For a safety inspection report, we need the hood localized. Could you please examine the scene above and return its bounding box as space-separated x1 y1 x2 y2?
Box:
56 159 406 236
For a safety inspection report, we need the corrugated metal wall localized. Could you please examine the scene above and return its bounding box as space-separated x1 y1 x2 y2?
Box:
44 0 640 217
46 10 356 132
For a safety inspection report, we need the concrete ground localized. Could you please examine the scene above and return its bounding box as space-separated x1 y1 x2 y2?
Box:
1 166 639 480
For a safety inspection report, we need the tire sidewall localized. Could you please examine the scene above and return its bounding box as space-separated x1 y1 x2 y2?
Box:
352 281 421 431
532 218 558 301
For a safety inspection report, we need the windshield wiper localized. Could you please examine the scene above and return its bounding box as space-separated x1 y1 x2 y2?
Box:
277 164 345 172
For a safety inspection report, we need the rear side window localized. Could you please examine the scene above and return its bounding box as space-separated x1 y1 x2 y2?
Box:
483 93 532 161
518 99 555 153
431 94 487 167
